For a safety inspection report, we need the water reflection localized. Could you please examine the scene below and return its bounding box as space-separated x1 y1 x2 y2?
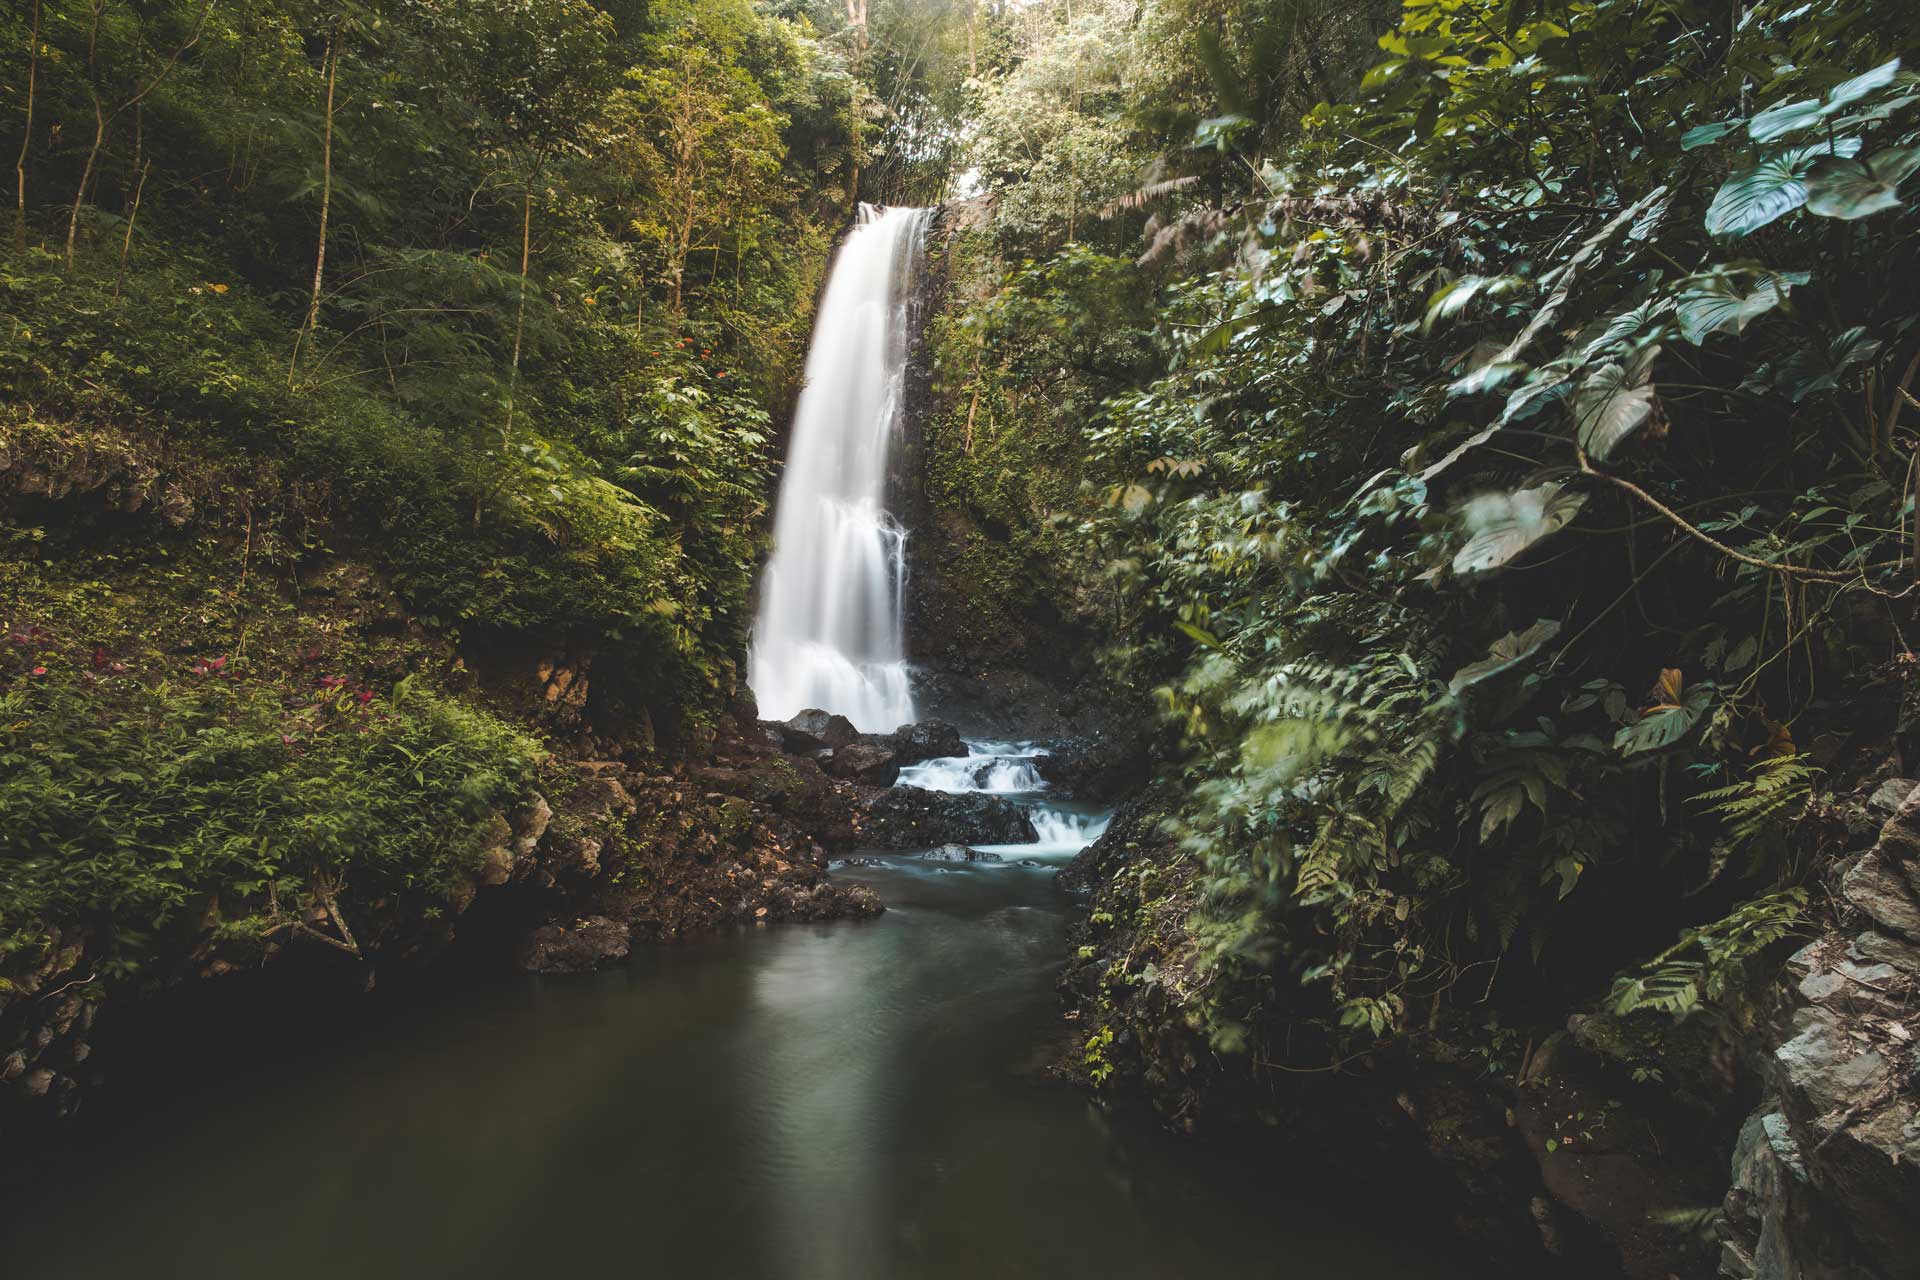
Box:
3 858 1468 1280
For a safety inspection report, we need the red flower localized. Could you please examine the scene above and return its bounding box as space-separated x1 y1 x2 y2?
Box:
356 689 373 705
31 665 47 676
319 674 348 689
92 646 108 670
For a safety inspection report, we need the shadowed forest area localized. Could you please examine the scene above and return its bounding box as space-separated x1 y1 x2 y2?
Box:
5 0 1920 1276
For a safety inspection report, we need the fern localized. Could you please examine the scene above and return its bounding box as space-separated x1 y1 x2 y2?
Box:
1609 889 1809 1018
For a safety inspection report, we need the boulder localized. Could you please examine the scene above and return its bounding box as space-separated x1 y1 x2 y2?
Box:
514 916 631 974
857 788 1038 849
1033 731 1150 802
782 708 860 752
822 741 901 786
920 844 1002 862
891 719 966 765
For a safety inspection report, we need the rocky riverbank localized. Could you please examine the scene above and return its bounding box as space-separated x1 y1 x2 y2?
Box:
0 691 1135 1146
1055 773 1920 1280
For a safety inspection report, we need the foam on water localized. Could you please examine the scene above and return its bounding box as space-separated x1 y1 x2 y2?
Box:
894 738 1109 858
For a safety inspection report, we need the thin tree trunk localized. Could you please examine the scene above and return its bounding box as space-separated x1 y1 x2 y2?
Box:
115 160 150 294
15 0 40 249
505 184 532 434
290 34 338 383
64 0 214 272
66 107 108 271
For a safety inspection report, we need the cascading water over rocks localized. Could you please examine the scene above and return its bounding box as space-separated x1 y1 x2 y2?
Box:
749 205 931 732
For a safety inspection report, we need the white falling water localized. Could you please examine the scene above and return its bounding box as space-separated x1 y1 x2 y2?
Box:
749 205 930 732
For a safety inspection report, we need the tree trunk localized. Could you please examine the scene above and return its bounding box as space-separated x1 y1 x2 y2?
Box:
290 35 338 382
15 0 40 249
505 184 532 434
115 160 150 294
65 107 108 272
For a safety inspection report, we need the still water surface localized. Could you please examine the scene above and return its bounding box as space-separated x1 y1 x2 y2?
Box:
5 853 1469 1280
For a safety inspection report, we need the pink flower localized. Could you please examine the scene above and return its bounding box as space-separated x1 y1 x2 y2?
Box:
31 665 47 676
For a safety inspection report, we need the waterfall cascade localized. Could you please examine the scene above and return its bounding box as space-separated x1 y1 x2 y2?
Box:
748 204 931 732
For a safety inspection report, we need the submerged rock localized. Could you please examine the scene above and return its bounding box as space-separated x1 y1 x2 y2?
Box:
920 844 1002 862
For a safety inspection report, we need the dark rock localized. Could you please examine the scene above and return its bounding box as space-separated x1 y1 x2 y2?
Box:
891 718 966 765
1033 731 1150 802
1841 848 1920 939
857 787 1037 848
1720 789 1920 1280
822 741 901 786
514 916 631 974
1867 778 1920 815
786 708 860 751
920 844 1002 862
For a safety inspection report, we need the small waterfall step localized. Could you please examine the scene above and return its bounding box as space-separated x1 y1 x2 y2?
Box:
893 738 1110 860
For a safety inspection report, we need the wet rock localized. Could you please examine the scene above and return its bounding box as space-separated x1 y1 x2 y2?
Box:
822 741 901 786
891 719 965 765
857 787 1037 849
1033 731 1150 802
920 844 1001 862
515 916 631 974
785 708 860 751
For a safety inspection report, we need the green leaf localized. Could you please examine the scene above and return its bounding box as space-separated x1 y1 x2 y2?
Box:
1573 363 1657 459
1614 684 1715 756
1449 620 1563 694
1681 120 1740 150
1805 146 1920 220
1826 57 1903 112
1423 274 1527 333
1452 482 1588 576
1706 153 1808 236
1747 98 1825 142
1706 139 1862 236
1675 270 1806 344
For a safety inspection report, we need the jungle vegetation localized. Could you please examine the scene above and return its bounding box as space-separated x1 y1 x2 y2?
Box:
7 0 1920 1129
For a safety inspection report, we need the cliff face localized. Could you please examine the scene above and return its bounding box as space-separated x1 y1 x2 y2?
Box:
894 196 1134 739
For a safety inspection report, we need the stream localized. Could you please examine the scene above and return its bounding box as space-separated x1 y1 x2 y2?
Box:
2 745 1468 1279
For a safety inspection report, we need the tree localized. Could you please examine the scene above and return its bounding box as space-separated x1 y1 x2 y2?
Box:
614 4 787 315
450 0 614 431
62 0 215 271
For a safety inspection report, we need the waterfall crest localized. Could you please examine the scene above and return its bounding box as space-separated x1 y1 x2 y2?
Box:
748 205 929 732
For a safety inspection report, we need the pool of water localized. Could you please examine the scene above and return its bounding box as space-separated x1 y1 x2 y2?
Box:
2 794 1471 1279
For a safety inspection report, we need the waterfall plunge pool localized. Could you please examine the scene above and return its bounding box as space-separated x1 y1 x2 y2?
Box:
3 739 1471 1280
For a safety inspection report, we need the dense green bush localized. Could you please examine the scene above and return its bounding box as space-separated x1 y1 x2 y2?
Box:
1 657 541 976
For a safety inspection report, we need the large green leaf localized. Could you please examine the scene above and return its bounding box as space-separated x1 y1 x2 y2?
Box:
1675 270 1808 344
1448 620 1562 694
1826 57 1904 112
1747 98 1825 143
1705 138 1863 236
1805 145 1920 220
1452 482 1588 576
1573 363 1657 459
1423 274 1527 334
1746 58 1902 141
1614 684 1715 756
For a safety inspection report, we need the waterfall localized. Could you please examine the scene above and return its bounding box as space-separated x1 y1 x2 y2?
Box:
749 204 930 732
